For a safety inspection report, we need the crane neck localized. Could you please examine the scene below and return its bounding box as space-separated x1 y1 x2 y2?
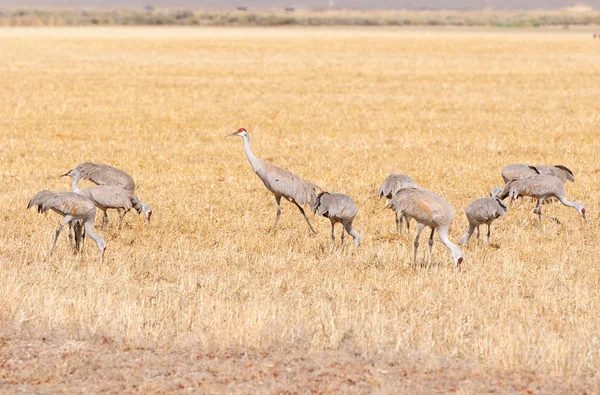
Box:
84 221 105 251
438 227 460 255
71 174 82 194
557 195 575 208
242 135 262 173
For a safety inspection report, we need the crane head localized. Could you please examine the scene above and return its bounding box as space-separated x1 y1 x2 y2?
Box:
226 128 249 138
61 169 79 178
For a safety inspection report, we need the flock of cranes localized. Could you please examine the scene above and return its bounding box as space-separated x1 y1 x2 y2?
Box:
28 163 152 262
27 128 587 268
227 128 587 269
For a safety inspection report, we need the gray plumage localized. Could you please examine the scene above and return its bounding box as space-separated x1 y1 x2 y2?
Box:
501 164 539 183
460 197 508 246
64 169 138 229
501 163 574 184
498 174 586 227
534 165 575 183
227 128 321 234
388 188 464 268
378 174 418 199
312 192 361 248
72 162 135 192
27 190 106 260
66 162 152 222
378 174 418 233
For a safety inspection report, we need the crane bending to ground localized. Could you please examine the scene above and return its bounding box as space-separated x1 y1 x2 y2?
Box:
312 192 361 249
378 174 417 233
66 162 152 223
27 190 106 261
460 197 508 246
492 164 575 198
63 169 134 230
227 128 321 234
498 174 586 228
387 187 463 268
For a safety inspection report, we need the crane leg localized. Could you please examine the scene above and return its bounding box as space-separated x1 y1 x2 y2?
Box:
101 209 109 230
330 222 336 251
404 215 411 232
428 228 435 268
292 200 317 235
413 223 425 269
118 209 127 230
67 222 75 254
395 213 400 233
341 225 345 246
460 225 475 246
51 216 72 257
476 226 480 239
74 221 83 252
270 196 282 234
486 224 491 245
343 221 361 248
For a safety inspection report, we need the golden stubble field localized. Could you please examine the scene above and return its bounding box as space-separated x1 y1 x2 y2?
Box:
0 27 599 390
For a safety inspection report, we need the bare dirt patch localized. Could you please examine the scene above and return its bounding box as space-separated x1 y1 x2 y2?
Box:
1 328 597 394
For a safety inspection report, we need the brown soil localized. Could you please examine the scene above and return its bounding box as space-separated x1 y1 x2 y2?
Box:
1 328 598 394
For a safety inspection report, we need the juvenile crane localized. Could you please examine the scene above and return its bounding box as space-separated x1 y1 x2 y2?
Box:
388 188 463 268
227 128 321 234
312 192 361 249
27 190 106 261
63 169 134 230
378 174 417 233
498 174 586 227
66 162 152 223
460 197 508 246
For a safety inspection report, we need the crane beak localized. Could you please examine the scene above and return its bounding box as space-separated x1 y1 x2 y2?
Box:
60 172 69 177
225 132 238 137
583 213 587 222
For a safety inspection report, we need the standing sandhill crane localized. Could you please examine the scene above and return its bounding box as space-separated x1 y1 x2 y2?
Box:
63 169 134 230
498 174 586 227
312 192 361 249
388 188 463 268
460 197 508 246
378 174 417 233
227 128 321 234
27 190 106 261
66 162 152 223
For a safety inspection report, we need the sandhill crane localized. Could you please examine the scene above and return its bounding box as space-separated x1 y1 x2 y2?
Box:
498 174 586 227
460 197 508 246
501 163 574 184
378 174 417 233
227 128 321 234
27 190 106 261
312 192 361 249
66 162 152 223
534 165 575 184
388 188 463 268
63 169 134 230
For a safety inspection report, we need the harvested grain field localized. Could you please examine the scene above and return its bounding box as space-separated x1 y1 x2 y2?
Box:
0 27 599 392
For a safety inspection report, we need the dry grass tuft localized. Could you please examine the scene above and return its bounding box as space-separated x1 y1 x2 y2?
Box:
0 27 599 382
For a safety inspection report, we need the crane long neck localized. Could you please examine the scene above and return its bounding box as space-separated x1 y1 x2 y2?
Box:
243 135 262 173
438 227 459 254
557 195 575 208
84 221 105 251
71 174 82 194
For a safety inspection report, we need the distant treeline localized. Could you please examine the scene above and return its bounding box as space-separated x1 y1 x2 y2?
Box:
1 8 600 27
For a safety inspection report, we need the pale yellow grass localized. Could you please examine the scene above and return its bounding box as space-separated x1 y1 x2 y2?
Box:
0 27 599 379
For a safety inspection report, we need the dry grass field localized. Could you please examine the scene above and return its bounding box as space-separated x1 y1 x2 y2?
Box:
1 27 600 392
